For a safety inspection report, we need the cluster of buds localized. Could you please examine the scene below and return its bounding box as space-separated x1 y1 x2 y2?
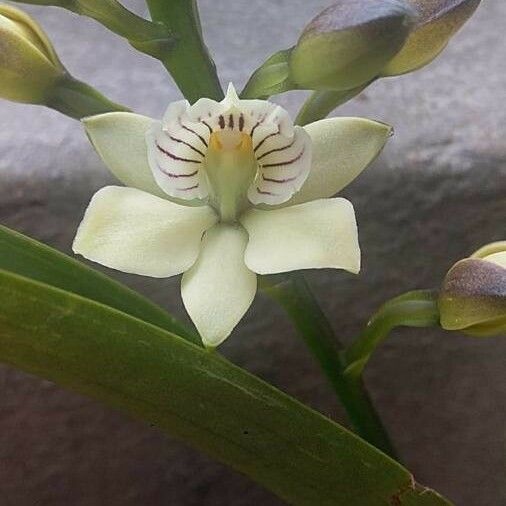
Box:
244 0 481 98
291 0 481 90
439 242 506 337
1 1 482 107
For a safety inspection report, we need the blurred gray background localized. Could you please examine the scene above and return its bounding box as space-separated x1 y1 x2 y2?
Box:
0 0 505 505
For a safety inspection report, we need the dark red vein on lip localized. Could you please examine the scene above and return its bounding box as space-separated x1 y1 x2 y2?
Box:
168 135 205 157
250 117 265 137
256 187 279 196
201 120 213 134
257 137 296 160
262 173 299 184
156 160 199 179
178 118 208 147
179 183 200 191
254 127 280 153
157 143 202 164
261 149 305 168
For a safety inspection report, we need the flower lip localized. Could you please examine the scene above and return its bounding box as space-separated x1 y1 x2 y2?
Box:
146 83 312 211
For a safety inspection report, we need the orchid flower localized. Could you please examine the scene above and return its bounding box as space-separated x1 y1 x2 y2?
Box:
73 84 391 347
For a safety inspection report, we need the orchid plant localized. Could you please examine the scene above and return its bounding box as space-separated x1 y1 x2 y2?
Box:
0 0 503 505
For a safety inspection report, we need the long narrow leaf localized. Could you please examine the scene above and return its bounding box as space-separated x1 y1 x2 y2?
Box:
0 269 452 506
0 225 197 343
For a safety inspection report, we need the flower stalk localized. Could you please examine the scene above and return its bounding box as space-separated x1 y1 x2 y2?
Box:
146 0 223 102
8 0 174 57
262 273 397 457
45 74 129 119
343 290 441 376
295 84 372 126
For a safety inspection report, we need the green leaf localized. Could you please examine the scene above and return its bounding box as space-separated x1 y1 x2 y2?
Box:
0 225 197 343
0 269 452 506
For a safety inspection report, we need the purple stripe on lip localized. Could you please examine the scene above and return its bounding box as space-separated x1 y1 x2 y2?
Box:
179 184 199 192
250 116 265 137
256 187 280 196
201 120 213 134
157 161 199 179
254 127 281 153
178 118 209 147
156 143 202 164
257 137 296 160
261 148 305 168
262 173 299 184
167 134 205 157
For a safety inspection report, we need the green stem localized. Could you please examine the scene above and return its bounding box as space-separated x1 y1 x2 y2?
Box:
10 0 172 48
343 290 440 376
71 0 169 44
146 0 223 102
45 74 129 119
262 273 397 457
296 83 372 126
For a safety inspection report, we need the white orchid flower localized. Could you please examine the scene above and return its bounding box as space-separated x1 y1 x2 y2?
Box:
73 84 391 347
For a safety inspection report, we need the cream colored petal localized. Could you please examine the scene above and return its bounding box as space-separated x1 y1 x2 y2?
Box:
73 186 218 278
181 224 257 347
287 117 392 205
240 198 360 275
82 112 166 198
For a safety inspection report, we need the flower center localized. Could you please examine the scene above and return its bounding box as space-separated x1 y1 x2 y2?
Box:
146 83 312 214
205 131 257 222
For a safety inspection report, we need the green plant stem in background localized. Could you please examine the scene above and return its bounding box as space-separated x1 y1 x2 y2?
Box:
70 0 168 44
295 83 372 126
343 290 441 376
262 273 397 457
146 0 223 102
45 74 129 119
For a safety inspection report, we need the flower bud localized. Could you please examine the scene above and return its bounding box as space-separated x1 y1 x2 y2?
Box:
0 5 65 104
381 0 481 76
439 242 506 337
289 0 416 91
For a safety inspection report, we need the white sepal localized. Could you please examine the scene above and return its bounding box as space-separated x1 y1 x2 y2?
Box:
83 112 165 198
288 117 392 205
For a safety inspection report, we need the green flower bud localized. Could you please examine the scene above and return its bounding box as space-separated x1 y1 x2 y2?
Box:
382 0 481 76
289 0 416 91
0 5 65 104
439 242 506 337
